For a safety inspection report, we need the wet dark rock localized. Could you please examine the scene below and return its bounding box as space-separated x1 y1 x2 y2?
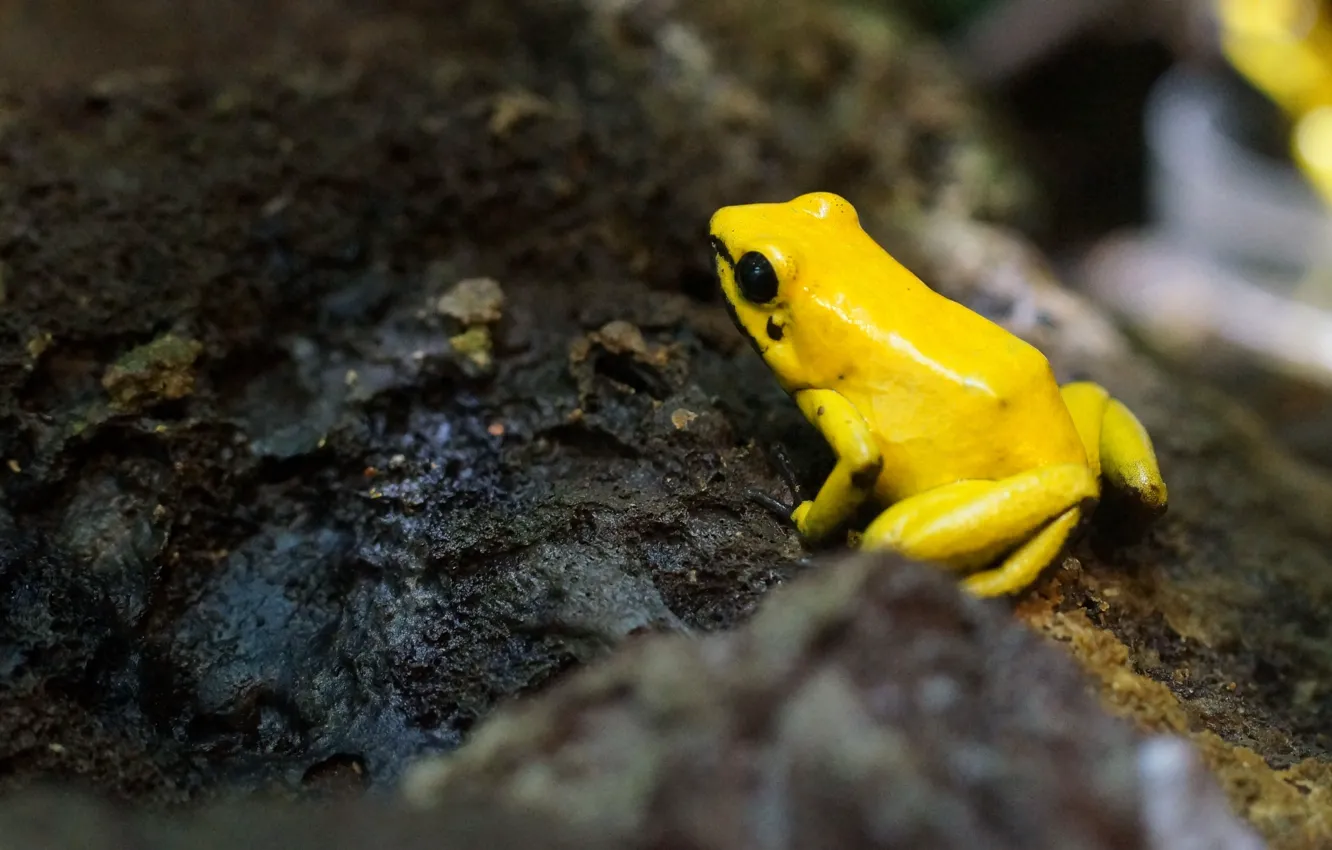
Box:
0 506 181 801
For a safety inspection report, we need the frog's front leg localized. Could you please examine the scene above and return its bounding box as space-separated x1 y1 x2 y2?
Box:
1060 382 1167 514
859 464 1098 597
749 389 882 542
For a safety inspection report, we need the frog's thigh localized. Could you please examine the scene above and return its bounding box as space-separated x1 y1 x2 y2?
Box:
1058 382 1109 478
859 463 1096 565
788 389 883 542
960 505 1082 597
1060 381 1167 512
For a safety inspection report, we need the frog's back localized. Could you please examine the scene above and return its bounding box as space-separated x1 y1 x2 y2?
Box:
809 249 1088 501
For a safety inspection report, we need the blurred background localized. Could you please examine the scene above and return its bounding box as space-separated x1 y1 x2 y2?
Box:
4 0 1332 468
929 0 1332 470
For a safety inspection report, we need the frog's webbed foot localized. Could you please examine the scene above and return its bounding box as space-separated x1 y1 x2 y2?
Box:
747 443 805 523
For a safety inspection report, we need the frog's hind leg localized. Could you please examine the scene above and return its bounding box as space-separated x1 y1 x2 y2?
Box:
960 506 1082 597
1060 382 1167 514
858 463 1098 596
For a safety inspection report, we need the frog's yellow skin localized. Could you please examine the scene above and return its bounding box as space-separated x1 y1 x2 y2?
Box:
709 191 1167 597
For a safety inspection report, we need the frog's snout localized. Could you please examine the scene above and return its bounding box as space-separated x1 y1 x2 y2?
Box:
709 205 741 243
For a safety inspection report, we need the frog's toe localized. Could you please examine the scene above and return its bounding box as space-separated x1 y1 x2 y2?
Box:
747 442 807 524
767 443 805 503
747 488 797 523
790 499 814 532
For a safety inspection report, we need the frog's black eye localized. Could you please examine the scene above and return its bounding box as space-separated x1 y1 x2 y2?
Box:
734 251 779 304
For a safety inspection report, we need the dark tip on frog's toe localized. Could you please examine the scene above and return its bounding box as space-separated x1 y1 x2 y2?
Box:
747 489 794 522
767 444 803 502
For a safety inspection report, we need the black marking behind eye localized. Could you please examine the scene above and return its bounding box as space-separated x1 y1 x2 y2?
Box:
709 235 735 268
722 293 763 357
766 316 783 341
735 251 779 303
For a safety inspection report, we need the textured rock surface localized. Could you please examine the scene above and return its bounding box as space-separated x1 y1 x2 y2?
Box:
0 554 1265 850
402 551 1257 850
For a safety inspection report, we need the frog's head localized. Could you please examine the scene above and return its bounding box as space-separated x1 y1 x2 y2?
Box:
708 191 864 389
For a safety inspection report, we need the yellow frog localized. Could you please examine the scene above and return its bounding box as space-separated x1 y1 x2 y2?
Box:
709 191 1167 597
